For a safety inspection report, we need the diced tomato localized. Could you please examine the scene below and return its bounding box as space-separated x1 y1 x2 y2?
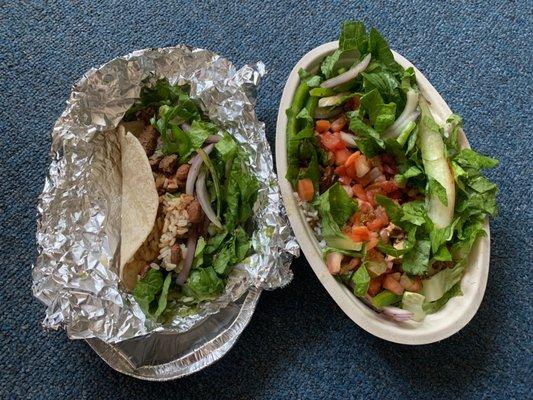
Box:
297 179 314 202
315 120 330 133
367 234 379 250
380 180 398 194
383 274 404 295
390 272 401 281
334 148 352 166
348 225 371 242
330 115 347 132
367 276 383 296
320 132 345 151
352 184 367 201
366 190 379 207
367 206 389 232
334 165 346 176
344 151 361 179
407 277 422 292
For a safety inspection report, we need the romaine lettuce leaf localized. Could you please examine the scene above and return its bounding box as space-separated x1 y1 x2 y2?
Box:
402 240 431 275
351 266 370 297
421 264 464 302
423 283 462 314
133 269 164 317
315 182 358 227
183 267 225 301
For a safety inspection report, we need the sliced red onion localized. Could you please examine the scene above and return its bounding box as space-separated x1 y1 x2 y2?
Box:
195 170 223 229
382 306 413 322
185 144 214 195
340 132 357 147
176 230 198 285
321 53 372 89
181 123 191 132
382 89 420 139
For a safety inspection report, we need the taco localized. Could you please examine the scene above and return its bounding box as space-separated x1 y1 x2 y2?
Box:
118 79 259 320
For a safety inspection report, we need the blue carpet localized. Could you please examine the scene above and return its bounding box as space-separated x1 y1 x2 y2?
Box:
1 1 531 398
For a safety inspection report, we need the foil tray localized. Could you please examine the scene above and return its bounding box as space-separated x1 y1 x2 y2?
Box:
86 288 261 380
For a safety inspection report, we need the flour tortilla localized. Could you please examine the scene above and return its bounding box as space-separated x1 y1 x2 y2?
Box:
119 125 159 290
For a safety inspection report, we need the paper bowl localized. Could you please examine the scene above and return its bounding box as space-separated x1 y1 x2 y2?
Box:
275 41 490 345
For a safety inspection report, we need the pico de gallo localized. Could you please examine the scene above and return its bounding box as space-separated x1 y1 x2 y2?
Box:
286 21 498 321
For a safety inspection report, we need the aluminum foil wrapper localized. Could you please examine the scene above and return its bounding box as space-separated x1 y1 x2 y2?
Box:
33 46 299 349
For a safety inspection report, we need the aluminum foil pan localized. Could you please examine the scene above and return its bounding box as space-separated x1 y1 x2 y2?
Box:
87 288 261 380
32 45 298 378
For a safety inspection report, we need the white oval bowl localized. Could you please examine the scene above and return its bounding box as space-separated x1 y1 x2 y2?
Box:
275 41 490 345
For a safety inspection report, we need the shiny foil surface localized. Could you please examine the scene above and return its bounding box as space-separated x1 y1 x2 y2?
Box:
33 46 298 373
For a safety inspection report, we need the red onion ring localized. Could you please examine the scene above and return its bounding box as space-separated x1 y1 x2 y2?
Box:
185 144 214 195
195 170 223 228
320 53 372 89
176 229 198 285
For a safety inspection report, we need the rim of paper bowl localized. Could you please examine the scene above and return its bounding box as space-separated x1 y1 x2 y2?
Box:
275 41 490 345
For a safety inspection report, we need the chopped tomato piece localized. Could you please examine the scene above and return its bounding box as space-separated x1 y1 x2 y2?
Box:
320 132 345 151
297 179 315 202
390 272 401 281
348 225 371 242
315 120 330 133
344 151 361 179
383 274 404 295
334 165 346 176
334 148 352 166
367 207 389 231
366 190 379 207
367 276 383 296
367 234 379 250
380 180 398 194
352 184 367 201
407 277 422 292
330 115 347 132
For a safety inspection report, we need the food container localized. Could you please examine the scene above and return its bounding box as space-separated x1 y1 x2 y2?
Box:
33 45 296 379
86 288 260 380
275 41 490 345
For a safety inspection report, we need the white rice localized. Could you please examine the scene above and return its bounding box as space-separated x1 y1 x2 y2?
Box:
158 193 193 271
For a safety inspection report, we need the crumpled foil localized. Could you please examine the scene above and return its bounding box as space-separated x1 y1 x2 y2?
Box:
33 45 299 344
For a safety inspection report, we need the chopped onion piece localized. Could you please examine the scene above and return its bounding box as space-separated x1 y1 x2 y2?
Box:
382 306 413 322
320 53 372 89
185 144 214 195
340 132 357 147
195 170 223 229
